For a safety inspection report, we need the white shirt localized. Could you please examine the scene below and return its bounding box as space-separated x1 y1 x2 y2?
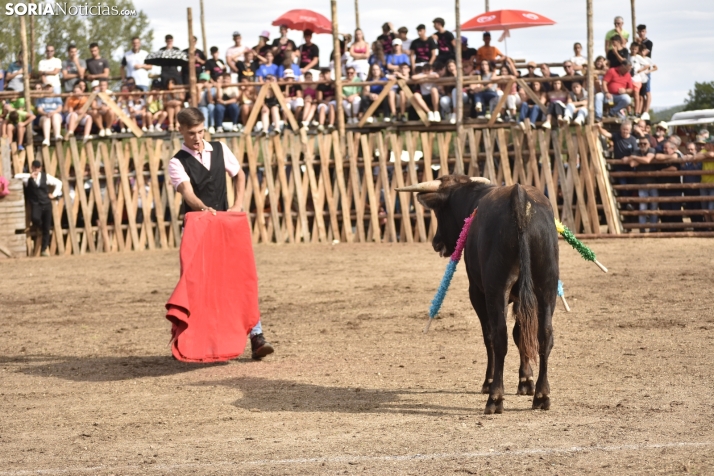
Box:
168 140 241 189
571 55 587 68
38 57 62 89
402 38 412 54
15 172 63 198
226 45 249 64
631 55 651 83
122 49 150 87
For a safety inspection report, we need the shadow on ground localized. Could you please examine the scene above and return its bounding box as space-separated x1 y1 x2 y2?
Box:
2 354 228 381
199 377 486 416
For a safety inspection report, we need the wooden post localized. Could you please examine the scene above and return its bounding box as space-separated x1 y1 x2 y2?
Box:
331 0 346 147
200 0 208 57
453 0 464 174
586 0 595 126
29 0 35 70
354 0 360 30
485 0 490 12
630 0 636 42
187 8 198 108
19 16 33 155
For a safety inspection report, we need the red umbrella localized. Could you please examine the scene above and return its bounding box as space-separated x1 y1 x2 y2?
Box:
461 10 556 57
272 9 332 34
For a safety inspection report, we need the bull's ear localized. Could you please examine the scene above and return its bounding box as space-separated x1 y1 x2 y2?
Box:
417 191 447 210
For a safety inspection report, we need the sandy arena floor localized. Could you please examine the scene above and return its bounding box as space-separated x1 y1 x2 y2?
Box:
1 239 713 475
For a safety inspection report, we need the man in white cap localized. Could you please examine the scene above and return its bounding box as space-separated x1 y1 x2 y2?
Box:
386 38 410 72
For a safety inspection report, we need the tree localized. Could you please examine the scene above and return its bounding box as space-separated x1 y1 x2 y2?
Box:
0 0 153 77
684 81 714 111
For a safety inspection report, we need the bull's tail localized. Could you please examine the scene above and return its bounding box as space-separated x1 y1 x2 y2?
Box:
511 184 539 363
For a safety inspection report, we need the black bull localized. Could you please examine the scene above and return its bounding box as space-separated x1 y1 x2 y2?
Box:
403 175 559 414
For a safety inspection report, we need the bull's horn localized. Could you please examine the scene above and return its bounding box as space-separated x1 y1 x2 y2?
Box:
470 177 491 184
395 180 441 193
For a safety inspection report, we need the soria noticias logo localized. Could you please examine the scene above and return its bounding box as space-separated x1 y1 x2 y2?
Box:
5 2 138 16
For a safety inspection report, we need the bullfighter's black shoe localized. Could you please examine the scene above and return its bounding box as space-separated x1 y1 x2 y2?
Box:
251 334 274 360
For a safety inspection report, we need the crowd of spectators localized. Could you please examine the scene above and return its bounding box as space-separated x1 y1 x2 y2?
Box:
0 15 662 147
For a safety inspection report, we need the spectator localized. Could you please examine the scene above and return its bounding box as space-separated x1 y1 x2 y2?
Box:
605 16 630 52
561 60 581 91
85 42 110 86
237 49 259 82
5 52 27 92
62 44 87 93
636 24 652 58
518 81 546 129
281 69 303 126
214 73 240 133
316 68 336 131
390 63 411 123
682 140 705 225
475 32 504 65
301 71 318 127
342 66 362 124
470 60 499 118
637 43 657 118
593 55 607 92
461 36 477 64
35 83 64 146
38 45 62 94
361 63 391 124
0 64 4 91
432 17 455 64
599 120 638 160
571 42 587 71
64 82 93 141
90 79 117 137
254 31 272 59
411 63 441 122
629 42 649 117
700 140 714 225
397 26 412 54
159 35 182 87
523 61 540 80
377 23 396 57
348 28 371 80
565 81 588 125
226 31 249 82
653 138 684 229
652 121 667 146
386 39 410 72
205 46 228 81
595 60 633 120
127 85 151 133
439 60 468 124
260 75 281 135
182 36 207 85
238 79 256 126
121 37 151 91
15 160 62 257
541 79 570 129
538 63 558 92
410 24 438 70
606 35 629 68
256 51 280 80
272 25 297 66
146 81 168 132
369 40 387 73
196 72 216 133
3 100 35 150
277 42 302 79
622 136 658 231
298 30 320 75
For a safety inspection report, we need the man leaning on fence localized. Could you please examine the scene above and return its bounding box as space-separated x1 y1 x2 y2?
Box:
15 160 62 257
169 107 274 360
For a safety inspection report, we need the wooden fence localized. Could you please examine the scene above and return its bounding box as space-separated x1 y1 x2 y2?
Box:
3 124 621 256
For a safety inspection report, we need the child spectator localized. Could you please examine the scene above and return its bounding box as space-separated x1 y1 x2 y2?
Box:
301 72 318 127
163 78 184 132
64 82 93 141
146 81 168 132
342 66 362 124
237 50 259 82
541 79 571 129
348 29 371 80
411 63 441 122
196 72 216 133
386 39 410 73
35 83 64 146
239 79 256 127
282 69 303 127
260 75 281 136
214 73 240 133
362 63 392 124
637 43 657 118
571 42 587 71
89 79 117 136
518 81 546 130
410 24 437 70
3 100 35 150
565 82 588 125
316 68 336 132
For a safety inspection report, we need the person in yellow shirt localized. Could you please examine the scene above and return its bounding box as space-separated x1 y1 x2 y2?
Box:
476 32 504 65
699 139 714 224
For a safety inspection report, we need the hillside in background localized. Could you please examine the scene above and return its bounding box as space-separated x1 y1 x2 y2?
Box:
652 104 686 122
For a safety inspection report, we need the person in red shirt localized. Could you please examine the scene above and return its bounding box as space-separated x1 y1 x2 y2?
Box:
594 60 633 120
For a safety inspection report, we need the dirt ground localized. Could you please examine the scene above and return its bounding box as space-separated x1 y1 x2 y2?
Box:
1 239 713 475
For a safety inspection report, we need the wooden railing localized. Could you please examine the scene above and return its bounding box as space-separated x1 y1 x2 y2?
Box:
3 123 623 257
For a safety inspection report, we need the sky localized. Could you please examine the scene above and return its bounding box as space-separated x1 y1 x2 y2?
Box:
136 0 714 108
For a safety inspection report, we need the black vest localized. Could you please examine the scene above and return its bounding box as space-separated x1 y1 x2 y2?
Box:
25 172 51 208
174 142 228 212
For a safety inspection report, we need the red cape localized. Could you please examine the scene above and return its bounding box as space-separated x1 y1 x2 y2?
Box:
165 212 260 362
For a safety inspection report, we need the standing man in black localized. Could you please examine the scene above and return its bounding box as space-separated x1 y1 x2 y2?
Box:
15 160 63 256
168 107 274 359
159 34 183 87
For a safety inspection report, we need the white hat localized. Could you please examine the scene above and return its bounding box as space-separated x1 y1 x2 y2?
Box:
392 38 402 46
283 69 295 78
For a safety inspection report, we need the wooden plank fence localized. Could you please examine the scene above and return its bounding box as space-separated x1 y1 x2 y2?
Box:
6 125 621 256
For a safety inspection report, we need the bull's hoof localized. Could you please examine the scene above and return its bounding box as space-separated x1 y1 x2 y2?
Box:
517 379 535 396
532 394 551 410
484 397 504 414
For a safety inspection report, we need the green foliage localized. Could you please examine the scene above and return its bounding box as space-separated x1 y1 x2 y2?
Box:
0 0 153 77
651 104 685 123
684 81 714 111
